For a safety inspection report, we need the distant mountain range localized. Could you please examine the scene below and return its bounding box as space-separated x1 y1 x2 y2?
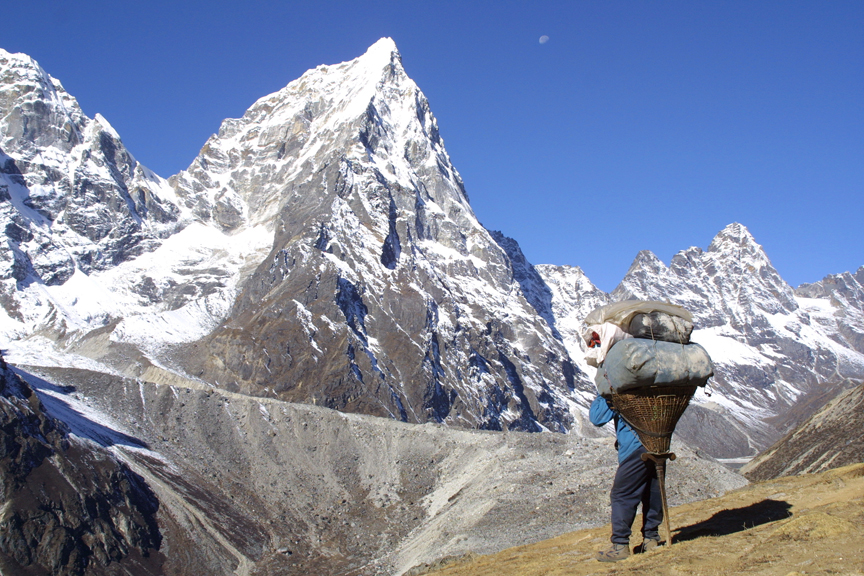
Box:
1 39 862 464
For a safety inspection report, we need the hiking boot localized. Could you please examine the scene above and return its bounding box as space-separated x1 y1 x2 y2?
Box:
641 537 661 552
596 543 630 562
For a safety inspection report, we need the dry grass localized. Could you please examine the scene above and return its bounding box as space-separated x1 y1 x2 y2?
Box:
417 463 864 576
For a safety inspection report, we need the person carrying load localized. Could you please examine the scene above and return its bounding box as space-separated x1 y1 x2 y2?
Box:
584 301 713 562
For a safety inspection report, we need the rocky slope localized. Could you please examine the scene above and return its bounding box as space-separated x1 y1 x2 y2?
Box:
0 358 163 576
741 384 864 481
12 363 744 576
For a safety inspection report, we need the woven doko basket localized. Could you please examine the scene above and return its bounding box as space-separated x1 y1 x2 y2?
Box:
611 385 697 454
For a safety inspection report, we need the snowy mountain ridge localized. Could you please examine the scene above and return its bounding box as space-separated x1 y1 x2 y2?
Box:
1 40 586 437
539 224 864 456
170 38 471 235
0 41 862 462
0 48 185 279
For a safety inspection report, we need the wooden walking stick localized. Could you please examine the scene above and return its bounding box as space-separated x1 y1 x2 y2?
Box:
641 452 676 546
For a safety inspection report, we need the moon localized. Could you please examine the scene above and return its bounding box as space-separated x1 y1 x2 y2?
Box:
539 35 549 44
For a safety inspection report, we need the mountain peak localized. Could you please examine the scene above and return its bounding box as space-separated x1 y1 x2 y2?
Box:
308 37 403 87
0 48 63 98
0 47 41 74
706 222 779 275
361 37 400 62
628 249 666 272
0 48 85 156
290 37 405 98
0 47 182 285
173 36 467 230
708 222 759 252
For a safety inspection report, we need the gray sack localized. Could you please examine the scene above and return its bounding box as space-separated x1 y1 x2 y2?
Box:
628 311 693 344
595 339 713 396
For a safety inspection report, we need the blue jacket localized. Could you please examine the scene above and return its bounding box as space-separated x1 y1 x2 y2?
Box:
589 395 643 463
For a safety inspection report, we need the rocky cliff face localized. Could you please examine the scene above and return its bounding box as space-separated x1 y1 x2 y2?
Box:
0 358 163 575
0 49 182 288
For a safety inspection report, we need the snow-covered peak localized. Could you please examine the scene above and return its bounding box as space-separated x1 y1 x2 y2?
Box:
710 221 753 246
625 249 666 275
702 222 794 313
172 37 470 234
0 48 52 88
163 40 583 434
363 37 399 59
241 36 404 131
0 46 188 308
707 222 770 263
345 36 402 81
611 223 797 327
704 223 797 318
612 250 683 304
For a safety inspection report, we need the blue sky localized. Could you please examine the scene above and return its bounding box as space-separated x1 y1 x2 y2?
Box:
4 1 862 291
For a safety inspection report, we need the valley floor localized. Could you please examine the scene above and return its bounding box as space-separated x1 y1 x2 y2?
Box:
416 463 864 576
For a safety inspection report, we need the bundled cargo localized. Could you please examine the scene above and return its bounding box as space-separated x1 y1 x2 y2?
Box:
594 339 713 397
628 311 693 343
582 301 694 367
584 300 693 330
584 300 713 454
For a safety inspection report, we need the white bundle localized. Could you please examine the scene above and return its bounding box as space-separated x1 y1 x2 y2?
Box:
582 322 632 367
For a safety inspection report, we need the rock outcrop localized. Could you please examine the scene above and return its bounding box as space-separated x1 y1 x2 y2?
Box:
0 357 163 575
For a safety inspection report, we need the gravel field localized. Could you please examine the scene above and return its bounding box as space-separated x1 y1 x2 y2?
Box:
20 365 746 576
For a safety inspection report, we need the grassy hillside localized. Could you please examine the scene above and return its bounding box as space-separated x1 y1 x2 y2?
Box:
414 463 864 576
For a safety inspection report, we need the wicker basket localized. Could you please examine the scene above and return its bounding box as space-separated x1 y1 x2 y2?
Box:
611 385 697 454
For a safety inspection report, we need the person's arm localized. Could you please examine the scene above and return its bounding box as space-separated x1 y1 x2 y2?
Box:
589 395 614 427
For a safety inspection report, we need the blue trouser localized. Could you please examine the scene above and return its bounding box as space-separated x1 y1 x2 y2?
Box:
610 448 663 544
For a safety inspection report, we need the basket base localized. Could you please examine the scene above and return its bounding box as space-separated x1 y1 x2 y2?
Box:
612 386 696 454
